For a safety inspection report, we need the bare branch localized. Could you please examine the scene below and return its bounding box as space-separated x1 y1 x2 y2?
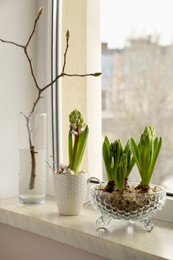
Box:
62 31 70 74
63 72 102 78
24 47 40 91
0 8 101 190
0 38 24 48
29 91 41 116
40 74 63 92
26 9 42 48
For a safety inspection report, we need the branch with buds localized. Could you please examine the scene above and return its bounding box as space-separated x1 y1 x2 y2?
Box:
0 7 101 189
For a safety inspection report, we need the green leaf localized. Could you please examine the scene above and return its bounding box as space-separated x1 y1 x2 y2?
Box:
123 140 135 178
117 154 127 190
124 140 130 164
103 138 113 180
113 140 123 173
126 156 135 178
154 137 159 150
130 138 141 173
104 136 111 164
68 131 73 169
124 140 130 153
141 137 152 185
116 169 124 190
105 137 116 170
148 137 162 182
72 126 89 173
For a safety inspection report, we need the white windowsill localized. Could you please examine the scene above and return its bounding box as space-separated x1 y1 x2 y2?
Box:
0 196 173 260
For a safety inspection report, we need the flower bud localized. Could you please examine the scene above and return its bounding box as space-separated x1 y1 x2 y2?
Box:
38 7 43 17
93 72 102 77
69 109 84 130
66 30 70 39
141 126 156 144
110 140 118 157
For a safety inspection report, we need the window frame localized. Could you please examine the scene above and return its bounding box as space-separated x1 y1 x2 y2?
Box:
0 0 171 224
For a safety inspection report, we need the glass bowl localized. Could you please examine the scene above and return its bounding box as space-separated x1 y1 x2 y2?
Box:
89 182 166 231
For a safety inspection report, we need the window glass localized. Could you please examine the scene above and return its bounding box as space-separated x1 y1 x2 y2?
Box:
101 0 173 193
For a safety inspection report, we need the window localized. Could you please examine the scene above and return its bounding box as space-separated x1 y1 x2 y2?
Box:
101 0 173 194
0 0 172 223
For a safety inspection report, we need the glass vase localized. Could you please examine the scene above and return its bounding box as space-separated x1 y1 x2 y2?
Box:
19 113 47 204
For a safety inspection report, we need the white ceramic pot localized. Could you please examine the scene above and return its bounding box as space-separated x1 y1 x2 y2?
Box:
54 172 88 215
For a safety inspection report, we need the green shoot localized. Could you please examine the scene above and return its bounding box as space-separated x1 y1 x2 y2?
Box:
103 137 135 190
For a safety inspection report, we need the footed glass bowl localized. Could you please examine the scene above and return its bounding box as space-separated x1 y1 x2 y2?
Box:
89 182 166 231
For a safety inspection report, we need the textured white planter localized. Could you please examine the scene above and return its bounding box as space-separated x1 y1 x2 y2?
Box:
54 172 88 215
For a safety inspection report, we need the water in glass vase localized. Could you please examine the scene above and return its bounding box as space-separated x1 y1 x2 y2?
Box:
19 148 46 204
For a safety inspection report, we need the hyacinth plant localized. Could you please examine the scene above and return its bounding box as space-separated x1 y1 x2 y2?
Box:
102 137 135 191
91 127 164 232
0 7 101 189
50 109 89 175
130 126 162 191
68 109 89 174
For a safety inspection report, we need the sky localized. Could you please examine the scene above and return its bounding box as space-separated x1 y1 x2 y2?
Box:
101 0 173 49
